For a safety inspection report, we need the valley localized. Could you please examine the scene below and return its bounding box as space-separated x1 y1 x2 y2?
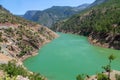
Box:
0 0 120 80
24 33 120 80
52 0 120 50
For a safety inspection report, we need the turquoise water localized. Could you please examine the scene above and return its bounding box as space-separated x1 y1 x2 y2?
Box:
24 33 120 80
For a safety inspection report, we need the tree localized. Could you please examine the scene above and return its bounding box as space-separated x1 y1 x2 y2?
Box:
102 54 116 79
76 74 84 80
108 54 115 79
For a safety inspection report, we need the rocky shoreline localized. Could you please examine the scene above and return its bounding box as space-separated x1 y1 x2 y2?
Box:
20 40 54 62
59 31 120 50
88 36 110 49
86 70 120 80
88 32 120 50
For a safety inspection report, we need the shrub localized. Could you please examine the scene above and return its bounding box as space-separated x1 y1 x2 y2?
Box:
97 73 109 80
115 74 120 80
76 74 84 80
0 60 43 80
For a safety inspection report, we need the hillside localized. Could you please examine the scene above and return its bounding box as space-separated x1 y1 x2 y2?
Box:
0 5 58 79
89 0 108 7
22 4 89 27
52 0 120 50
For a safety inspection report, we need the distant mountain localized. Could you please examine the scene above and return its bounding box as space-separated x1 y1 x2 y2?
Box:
52 0 120 50
89 0 108 7
73 4 90 11
23 10 39 20
22 4 90 27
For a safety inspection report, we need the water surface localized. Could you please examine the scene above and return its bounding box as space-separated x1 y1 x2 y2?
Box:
24 33 120 80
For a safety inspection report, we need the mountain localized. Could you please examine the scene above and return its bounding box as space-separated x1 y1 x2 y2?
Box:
89 0 108 7
0 5 57 79
22 4 90 27
73 4 90 11
92 0 107 5
23 10 39 20
52 0 120 50
0 5 57 62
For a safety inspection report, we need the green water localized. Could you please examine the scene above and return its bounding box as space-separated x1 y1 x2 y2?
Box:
24 33 120 80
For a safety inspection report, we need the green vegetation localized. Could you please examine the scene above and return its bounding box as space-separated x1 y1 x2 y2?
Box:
4 27 15 37
52 0 120 49
76 74 84 80
97 73 109 80
0 60 44 80
0 5 37 27
0 4 57 80
18 45 33 57
53 0 120 34
0 32 3 42
0 46 1 50
0 61 28 77
115 74 120 80
0 5 57 58
76 54 116 80
0 24 55 57
102 54 116 79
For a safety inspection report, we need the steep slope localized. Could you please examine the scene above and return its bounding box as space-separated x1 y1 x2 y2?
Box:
0 5 58 80
0 5 58 60
52 0 120 50
22 4 89 27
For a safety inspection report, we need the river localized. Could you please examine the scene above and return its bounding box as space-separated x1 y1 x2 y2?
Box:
24 33 120 80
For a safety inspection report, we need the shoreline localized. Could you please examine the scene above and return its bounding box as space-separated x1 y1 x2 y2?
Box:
59 31 120 50
20 34 59 62
17 38 58 80
88 36 110 49
63 32 119 50
20 40 51 62
20 50 38 62
86 70 120 80
87 36 120 50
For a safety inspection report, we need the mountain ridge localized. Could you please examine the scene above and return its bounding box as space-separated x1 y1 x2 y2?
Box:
22 4 90 27
52 0 120 50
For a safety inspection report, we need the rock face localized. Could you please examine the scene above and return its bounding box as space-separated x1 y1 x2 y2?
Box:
88 32 120 50
52 0 120 50
0 5 58 62
22 4 89 27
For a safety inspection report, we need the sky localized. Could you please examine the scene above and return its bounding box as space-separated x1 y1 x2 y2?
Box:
0 0 95 15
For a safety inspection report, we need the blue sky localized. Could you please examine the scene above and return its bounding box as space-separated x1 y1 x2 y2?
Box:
0 0 95 15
